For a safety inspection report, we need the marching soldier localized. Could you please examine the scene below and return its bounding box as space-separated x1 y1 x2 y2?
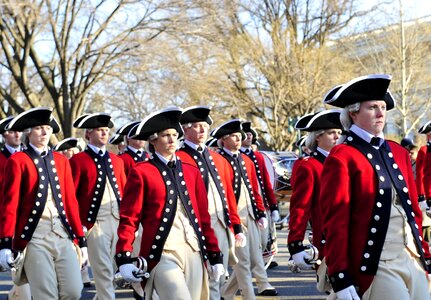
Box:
240 122 280 268
321 74 431 299
116 121 148 299
0 107 87 299
70 113 126 300
287 109 342 292
115 107 224 300
212 119 277 299
116 121 147 176
416 122 431 241
0 116 31 300
176 106 245 300
54 137 93 288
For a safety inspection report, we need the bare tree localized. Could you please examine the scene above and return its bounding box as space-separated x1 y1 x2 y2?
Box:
0 0 170 140
152 0 370 151
338 0 431 140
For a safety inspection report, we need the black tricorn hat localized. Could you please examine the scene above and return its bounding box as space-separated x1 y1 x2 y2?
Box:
6 107 61 133
295 135 307 147
205 137 218 148
131 107 183 141
54 137 82 151
241 121 259 138
73 113 114 129
211 119 246 140
0 116 15 134
294 113 315 130
108 133 124 145
322 84 343 103
127 123 143 139
180 105 213 125
400 137 416 150
299 109 343 132
418 121 431 134
324 74 395 110
116 121 140 136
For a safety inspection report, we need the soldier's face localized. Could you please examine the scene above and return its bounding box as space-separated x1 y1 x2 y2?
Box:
3 130 22 147
223 133 242 152
183 122 209 145
349 100 386 136
316 128 342 152
28 125 52 148
128 138 145 150
63 147 79 159
242 132 253 147
151 128 178 158
88 127 110 148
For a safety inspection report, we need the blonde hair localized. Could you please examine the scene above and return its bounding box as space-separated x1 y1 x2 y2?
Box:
340 102 361 131
145 132 159 153
21 128 32 145
305 129 325 151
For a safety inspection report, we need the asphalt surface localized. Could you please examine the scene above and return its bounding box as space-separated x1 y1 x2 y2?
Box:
0 229 327 300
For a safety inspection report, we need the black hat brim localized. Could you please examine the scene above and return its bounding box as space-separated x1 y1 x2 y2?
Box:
131 107 183 141
180 106 213 125
73 113 114 129
6 107 61 133
325 74 394 110
211 119 246 140
301 110 343 132
54 137 80 151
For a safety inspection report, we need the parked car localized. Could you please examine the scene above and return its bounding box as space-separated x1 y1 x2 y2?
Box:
260 151 298 229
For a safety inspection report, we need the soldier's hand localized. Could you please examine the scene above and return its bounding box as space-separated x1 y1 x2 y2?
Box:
257 217 268 230
419 200 429 211
0 249 13 271
119 264 143 283
292 251 313 270
234 233 247 247
209 263 225 282
335 285 360 300
271 210 281 222
80 247 88 268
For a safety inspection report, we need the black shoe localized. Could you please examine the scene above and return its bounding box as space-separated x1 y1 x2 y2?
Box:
83 282 92 288
258 289 278 296
133 289 144 300
268 261 278 269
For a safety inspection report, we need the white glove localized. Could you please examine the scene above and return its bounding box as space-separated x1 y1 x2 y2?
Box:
292 251 313 270
419 200 428 210
0 249 13 270
209 263 225 282
234 233 247 247
271 210 281 222
80 247 88 268
257 217 268 230
119 263 143 283
335 285 360 300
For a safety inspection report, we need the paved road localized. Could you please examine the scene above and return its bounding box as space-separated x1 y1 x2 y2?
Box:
0 230 327 300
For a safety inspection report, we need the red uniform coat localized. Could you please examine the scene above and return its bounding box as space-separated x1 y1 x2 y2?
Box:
118 149 148 177
416 145 427 199
0 150 9 190
222 153 266 213
69 151 126 229
290 157 305 188
288 155 325 259
249 150 278 209
0 151 85 251
176 148 242 230
116 159 221 273
320 140 429 295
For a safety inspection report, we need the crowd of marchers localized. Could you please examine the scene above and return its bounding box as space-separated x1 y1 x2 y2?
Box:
0 73 431 300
